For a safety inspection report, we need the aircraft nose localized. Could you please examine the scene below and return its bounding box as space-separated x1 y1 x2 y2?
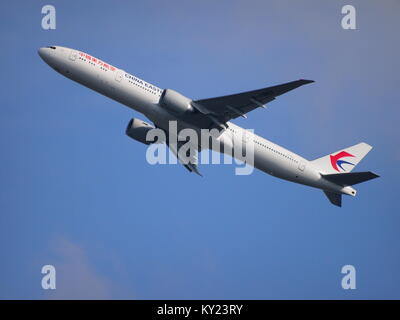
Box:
38 46 57 63
38 47 49 61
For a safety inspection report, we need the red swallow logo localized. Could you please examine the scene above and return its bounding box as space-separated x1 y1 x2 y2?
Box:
330 151 355 172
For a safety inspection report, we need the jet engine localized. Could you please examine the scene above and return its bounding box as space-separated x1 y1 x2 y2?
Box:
159 89 194 114
125 118 155 145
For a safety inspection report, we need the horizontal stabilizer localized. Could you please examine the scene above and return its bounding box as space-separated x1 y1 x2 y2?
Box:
322 171 379 186
323 191 342 207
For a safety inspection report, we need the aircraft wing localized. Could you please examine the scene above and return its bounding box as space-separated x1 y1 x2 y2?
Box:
167 139 202 176
192 79 314 124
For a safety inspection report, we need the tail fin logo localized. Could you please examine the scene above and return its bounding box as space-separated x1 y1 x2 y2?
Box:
330 151 355 172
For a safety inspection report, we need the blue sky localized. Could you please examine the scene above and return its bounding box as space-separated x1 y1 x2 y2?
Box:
0 0 399 299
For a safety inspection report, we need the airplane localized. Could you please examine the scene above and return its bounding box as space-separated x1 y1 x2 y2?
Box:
38 46 379 207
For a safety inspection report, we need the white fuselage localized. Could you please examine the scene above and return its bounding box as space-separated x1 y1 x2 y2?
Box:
38 46 355 196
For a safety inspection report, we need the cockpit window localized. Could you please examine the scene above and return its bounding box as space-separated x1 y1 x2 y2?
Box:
47 46 56 50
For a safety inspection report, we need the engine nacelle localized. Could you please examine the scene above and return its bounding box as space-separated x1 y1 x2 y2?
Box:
125 118 155 145
159 89 194 114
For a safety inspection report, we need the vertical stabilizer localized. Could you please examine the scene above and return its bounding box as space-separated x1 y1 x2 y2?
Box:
312 142 372 174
